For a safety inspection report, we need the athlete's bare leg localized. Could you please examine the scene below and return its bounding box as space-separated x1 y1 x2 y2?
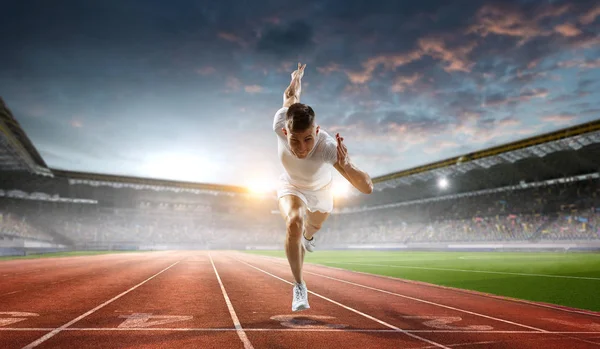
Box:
304 210 329 240
278 194 306 284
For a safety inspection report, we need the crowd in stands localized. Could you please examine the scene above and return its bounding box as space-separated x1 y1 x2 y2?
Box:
1 176 599 247
0 212 54 242
320 177 600 245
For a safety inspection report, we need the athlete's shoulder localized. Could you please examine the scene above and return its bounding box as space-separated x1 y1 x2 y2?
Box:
273 107 288 135
275 107 288 116
318 129 338 165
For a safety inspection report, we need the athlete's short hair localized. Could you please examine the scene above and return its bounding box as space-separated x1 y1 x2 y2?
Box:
286 103 315 133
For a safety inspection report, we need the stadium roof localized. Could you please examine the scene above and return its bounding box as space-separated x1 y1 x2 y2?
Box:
341 118 600 207
51 169 250 195
372 118 600 186
0 97 52 176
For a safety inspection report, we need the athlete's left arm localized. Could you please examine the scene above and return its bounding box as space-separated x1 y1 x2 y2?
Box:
334 133 373 194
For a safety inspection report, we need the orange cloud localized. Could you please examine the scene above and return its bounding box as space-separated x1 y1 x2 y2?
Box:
343 36 475 85
423 140 460 154
468 3 570 45
554 23 582 37
534 4 571 20
497 118 521 128
345 50 423 84
217 32 247 47
558 58 600 69
579 5 600 25
541 114 576 125
469 5 547 41
417 37 476 72
391 73 421 93
244 85 263 93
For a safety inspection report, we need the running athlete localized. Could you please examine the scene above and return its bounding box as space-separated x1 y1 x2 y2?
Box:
272 62 374 311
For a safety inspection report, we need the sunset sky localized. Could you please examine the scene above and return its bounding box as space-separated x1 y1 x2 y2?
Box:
1 0 599 188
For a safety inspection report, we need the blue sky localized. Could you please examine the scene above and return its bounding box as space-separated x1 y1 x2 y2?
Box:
1 0 599 189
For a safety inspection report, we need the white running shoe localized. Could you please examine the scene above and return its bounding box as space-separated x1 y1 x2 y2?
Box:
302 234 316 252
292 282 310 312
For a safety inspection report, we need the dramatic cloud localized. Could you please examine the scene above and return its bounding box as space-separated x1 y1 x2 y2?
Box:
255 20 316 59
0 0 598 187
541 114 577 125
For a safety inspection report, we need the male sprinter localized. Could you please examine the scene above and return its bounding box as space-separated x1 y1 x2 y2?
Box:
272 62 373 311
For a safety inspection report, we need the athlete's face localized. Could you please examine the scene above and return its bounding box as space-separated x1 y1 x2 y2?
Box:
283 125 320 159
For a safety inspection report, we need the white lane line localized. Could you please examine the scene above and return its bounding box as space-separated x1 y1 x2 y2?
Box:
298 267 548 332
209 254 254 349
250 254 600 318
236 258 452 349
307 264 600 347
324 262 600 281
411 340 502 349
1 327 600 333
20 260 181 349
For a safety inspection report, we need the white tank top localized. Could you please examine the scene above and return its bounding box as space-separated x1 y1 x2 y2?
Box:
272 107 338 191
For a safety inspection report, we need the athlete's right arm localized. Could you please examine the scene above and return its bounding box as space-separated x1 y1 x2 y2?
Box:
283 62 306 108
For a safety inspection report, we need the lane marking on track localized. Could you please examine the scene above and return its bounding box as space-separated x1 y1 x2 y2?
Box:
323 262 600 281
0 312 39 327
410 340 503 349
249 254 546 332
209 254 254 349
402 316 493 331
1 327 600 333
270 315 347 329
235 258 452 349
297 266 548 332
250 254 600 318
117 313 194 328
19 260 181 349
541 318 600 331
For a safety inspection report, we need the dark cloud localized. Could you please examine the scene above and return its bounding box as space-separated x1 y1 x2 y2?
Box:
255 20 316 60
0 0 598 185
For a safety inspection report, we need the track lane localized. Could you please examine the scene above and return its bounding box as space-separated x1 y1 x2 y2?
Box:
235 252 600 348
28 252 246 349
213 252 451 349
0 252 169 295
0 252 182 348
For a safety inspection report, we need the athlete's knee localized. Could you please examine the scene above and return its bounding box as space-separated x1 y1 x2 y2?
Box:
307 221 322 232
285 212 304 238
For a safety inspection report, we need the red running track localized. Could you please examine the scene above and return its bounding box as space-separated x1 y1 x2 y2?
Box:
0 250 599 349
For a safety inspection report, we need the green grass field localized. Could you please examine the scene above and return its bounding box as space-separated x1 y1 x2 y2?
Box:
245 250 600 312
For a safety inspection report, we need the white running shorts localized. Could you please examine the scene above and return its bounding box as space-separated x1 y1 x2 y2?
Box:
276 174 334 213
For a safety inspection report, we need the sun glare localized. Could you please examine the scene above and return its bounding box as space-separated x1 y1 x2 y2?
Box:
143 152 216 182
247 179 274 195
332 181 350 198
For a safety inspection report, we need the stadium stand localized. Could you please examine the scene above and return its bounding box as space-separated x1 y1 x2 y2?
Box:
1 96 599 254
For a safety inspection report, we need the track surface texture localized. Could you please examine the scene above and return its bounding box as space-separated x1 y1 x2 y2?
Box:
1 250 599 348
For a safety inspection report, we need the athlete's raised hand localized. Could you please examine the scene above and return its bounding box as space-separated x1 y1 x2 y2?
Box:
336 133 350 168
292 62 306 80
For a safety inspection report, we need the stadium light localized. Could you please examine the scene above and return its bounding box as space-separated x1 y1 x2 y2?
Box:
438 177 449 189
